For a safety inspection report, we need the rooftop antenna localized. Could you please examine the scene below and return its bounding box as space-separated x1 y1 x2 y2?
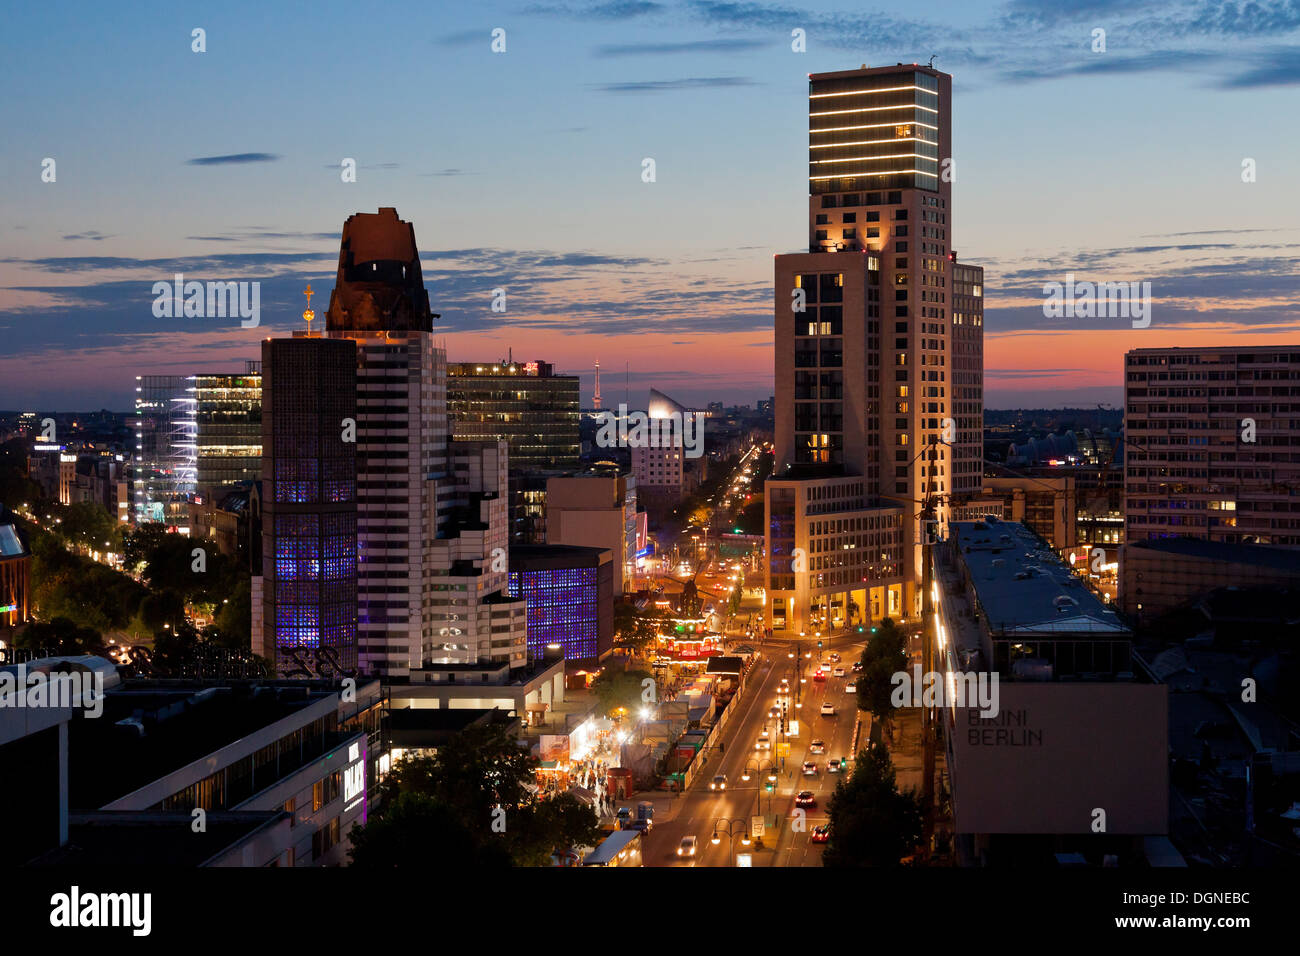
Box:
302 284 315 333
927 54 938 68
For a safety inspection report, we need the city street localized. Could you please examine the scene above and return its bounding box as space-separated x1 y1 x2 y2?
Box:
642 633 865 866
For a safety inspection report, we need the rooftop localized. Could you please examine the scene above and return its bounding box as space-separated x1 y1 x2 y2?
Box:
1126 536 1300 573
68 680 345 809
950 519 1129 636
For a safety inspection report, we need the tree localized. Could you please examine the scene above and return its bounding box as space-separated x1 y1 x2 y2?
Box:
15 616 106 656
212 576 252 650
348 792 511 868
857 617 907 725
52 501 121 554
590 665 655 718
355 722 599 866
121 524 170 574
823 741 923 867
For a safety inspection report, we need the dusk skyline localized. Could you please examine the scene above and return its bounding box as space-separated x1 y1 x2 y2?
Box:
4 0 1299 410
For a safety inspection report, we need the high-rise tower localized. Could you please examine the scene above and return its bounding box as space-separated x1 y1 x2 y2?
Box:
767 65 983 632
321 208 525 676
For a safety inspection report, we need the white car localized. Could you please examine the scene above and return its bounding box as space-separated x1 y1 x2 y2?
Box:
846 682 857 694
678 836 698 857
755 732 771 751
832 667 846 678
710 774 728 791
821 702 835 717
810 739 826 754
802 761 818 775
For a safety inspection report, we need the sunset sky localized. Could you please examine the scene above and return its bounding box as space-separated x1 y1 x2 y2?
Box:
3 0 1299 410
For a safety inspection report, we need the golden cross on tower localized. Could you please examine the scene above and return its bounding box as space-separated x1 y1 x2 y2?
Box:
303 284 316 332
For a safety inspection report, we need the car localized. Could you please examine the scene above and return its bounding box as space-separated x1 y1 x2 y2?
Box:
813 670 826 682
802 760 817 775
616 807 631 824
678 836 698 857
710 773 727 791
625 818 650 833
845 682 857 694
828 653 841 663
795 790 817 808
852 661 864 673
832 666 846 678
820 702 835 717
755 732 771 751
811 824 830 843
768 706 781 719
827 758 842 773
810 739 826 754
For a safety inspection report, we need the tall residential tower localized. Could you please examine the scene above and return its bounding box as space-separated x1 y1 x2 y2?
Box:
767 64 984 633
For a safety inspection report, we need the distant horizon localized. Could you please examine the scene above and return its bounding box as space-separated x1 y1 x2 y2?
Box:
4 0 1298 413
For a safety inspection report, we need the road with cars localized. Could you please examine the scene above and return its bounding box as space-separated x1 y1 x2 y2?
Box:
641 633 866 866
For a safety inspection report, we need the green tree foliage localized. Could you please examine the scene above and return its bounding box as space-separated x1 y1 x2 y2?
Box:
589 665 655 717
856 617 908 724
348 792 512 867
352 722 601 867
14 616 106 655
211 576 252 650
29 525 147 634
823 741 923 867
50 501 122 554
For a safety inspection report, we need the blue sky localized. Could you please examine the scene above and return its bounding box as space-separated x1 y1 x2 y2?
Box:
3 0 1299 409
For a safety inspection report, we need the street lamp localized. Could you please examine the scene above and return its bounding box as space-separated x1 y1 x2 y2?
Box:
710 818 751 866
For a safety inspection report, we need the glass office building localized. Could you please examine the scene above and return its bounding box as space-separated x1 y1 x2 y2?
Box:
194 364 262 495
448 361 580 472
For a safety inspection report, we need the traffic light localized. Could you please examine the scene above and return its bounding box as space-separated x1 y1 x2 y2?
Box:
817 640 823 648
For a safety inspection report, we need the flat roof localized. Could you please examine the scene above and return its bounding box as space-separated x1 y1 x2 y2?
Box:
29 811 287 866
510 543 611 570
951 519 1129 636
1126 536 1300 573
68 681 342 809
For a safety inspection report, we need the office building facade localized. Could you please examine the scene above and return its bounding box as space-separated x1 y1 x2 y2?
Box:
194 364 262 496
1125 346 1300 548
447 360 580 471
132 374 195 528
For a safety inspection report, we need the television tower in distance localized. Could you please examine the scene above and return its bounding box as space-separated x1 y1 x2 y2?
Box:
593 357 602 410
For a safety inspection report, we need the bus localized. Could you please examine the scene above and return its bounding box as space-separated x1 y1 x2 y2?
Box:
581 828 643 867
